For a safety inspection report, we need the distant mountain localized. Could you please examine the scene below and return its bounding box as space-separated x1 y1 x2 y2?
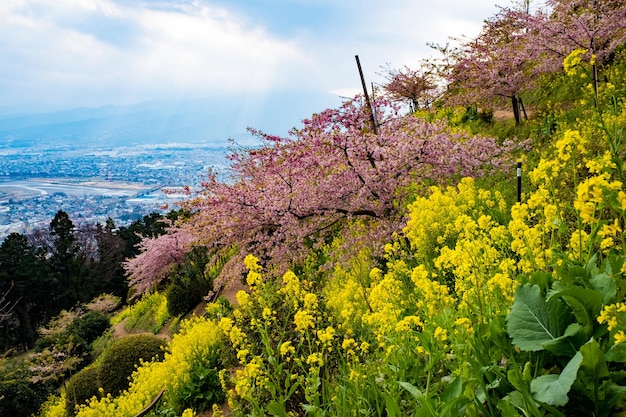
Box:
0 92 343 149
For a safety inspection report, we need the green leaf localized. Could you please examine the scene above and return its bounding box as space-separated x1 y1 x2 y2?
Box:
399 381 424 401
580 338 609 380
602 380 626 412
530 351 583 406
498 393 524 417
549 286 602 330
440 377 462 403
600 254 624 278
502 391 525 410
507 369 524 392
590 272 617 305
384 395 402 417
605 342 626 363
540 323 582 356
527 271 553 292
506 284 574 351
267 400 290 417
555 263 588 286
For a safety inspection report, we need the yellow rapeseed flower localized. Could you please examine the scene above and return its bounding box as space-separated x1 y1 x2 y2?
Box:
342 338 357 356
563 49 588 77
294 310 315 333
236 290 250 307
279 341 295 356
182 408 197 417
317 326 335 344
598 304 622 331
434 326 448 342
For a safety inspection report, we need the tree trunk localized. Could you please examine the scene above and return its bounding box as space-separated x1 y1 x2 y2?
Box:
519 96 528 120
17 305 36 350
512 95 521 125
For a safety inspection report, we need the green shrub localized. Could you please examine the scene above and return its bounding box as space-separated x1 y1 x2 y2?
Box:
0 377 52 417
166 246 211 317
166 278 204 317
114 292 170 333
98 334 166 395
177 364 224 412
90 332 114 361
35 332 90 363
204 296 233 320
67 311 110 345
0 359 54 417
36 310 110 362
65 364 101 415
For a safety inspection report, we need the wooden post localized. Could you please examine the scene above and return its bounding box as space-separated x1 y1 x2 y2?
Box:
517 161 522 203
355 55 378 135
519 96 528 120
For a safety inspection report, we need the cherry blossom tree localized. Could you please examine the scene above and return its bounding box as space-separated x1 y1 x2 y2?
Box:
525 0 626 102
444 0 626 120
446 6 537 124
198 99 517 269
123 227 195 295
382 63 438 112
124 96 525 293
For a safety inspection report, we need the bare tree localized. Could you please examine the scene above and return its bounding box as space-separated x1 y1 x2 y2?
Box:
0 282 18 324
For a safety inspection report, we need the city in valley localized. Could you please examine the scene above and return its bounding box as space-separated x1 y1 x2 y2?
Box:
0 143 230 238
0 96 305 240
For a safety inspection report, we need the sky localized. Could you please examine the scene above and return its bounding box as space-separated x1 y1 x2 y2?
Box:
0 0 503 127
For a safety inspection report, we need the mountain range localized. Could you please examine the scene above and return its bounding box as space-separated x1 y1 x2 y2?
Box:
0 91 343 149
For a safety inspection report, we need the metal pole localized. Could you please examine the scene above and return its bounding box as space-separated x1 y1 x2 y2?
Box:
517 161 522 203
355 55 378 135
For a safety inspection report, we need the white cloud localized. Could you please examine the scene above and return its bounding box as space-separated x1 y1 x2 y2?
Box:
291 0 501 97
0 0 502 112
0 0 314 109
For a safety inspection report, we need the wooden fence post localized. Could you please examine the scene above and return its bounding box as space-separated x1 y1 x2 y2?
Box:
355 55 378 135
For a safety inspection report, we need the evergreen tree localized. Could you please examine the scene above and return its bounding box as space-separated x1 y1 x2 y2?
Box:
47 210 89 310
0 233 51 350
93 218 128 300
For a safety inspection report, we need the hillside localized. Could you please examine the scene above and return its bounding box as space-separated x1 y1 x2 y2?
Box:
3 2 626 417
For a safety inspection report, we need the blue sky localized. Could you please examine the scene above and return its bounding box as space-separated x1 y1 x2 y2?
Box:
0 0 501 121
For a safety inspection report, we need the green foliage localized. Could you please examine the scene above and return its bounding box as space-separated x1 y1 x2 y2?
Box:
97 334 166 395
166 283 197 317
0 358 55 417
506 284 576 353
177 363 224 412
505 256 626 416
49 210 93 311
117 209 190 259
46 315 225 417
89 331 114 362
36 309 111 366
204 296 233 320
66 311 110 346
166 246 211 317
112 291 170 334
65 364 101 415
530 351 582 407
0 232 52 351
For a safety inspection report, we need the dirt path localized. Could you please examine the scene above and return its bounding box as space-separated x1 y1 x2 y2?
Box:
219 278 247 306
111 319 172 341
